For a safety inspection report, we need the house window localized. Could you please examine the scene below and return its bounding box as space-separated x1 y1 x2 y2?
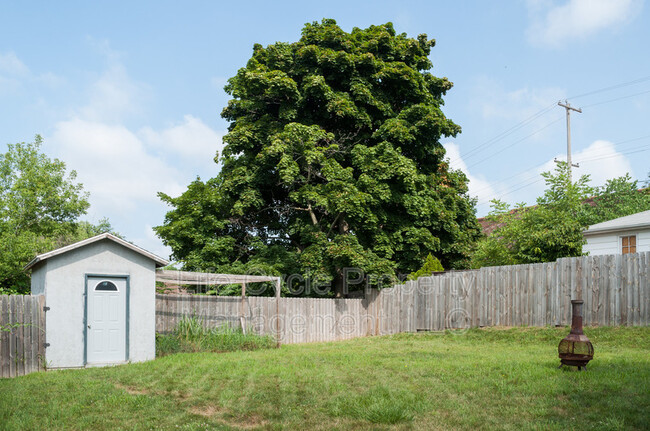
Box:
621 235 636 254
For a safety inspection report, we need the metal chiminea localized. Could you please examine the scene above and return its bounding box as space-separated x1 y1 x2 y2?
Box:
558 300 594 370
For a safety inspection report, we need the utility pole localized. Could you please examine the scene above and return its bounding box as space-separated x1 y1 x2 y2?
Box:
555 100 581 183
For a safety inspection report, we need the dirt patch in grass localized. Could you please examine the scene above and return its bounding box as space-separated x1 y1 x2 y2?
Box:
168 389 190 400
189 404 223 417
114 383 149 396
189 405 269 429
226 413 269 429
552 395 569 416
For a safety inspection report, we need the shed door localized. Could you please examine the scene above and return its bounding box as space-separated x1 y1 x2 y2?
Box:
86 276 127 364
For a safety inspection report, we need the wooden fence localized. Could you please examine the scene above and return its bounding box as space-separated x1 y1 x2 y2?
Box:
156 295 370 343
367 252 650 333
156 252 650 343
0 295 46 378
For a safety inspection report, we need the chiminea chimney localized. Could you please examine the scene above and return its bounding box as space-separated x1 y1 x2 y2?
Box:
558 300 594 370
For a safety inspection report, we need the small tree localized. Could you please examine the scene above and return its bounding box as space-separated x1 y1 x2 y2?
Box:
471 162 593 267
408 253 444 280
0 136 103 294
582 174 650 225
471 163 650 268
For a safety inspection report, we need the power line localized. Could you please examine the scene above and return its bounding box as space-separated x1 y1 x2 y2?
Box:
578 143 650 163
451 76 650 168
449 103 556 164
470 157 552 196
568 74 650 100
459 75 650 206
466 116 563 169
605 133 650 148
576 139 650 162
476 170 547 203
469 132 649 196
581 88 650 108
476 176 545 207
473 134 650 204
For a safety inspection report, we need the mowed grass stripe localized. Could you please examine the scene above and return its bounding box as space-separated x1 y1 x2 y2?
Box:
1 327 648 430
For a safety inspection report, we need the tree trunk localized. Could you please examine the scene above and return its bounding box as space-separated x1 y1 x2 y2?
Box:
333 270 345 298
333 216 349 297
339 217 349 234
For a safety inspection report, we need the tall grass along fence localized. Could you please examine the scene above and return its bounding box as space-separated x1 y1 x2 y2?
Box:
157 252 650 344
0 295 46 378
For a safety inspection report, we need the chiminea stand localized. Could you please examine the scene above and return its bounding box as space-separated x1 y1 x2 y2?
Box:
558 300 594 371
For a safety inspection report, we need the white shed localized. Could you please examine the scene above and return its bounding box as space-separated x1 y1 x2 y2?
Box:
583 210 650 256
26 233 168 369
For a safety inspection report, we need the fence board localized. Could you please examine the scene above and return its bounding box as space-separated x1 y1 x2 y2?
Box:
0 295 46 378
9 296 16 377
1 296 7 377
23 295 32 374
641 254 645 325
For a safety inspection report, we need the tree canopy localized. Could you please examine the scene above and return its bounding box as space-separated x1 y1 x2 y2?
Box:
0 136 116 294
155 19 481 296
471 163 650 268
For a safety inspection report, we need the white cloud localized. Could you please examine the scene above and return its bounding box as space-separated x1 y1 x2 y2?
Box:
444 142 497 205
132 225 172 261
527 0 643 47
49 115 221 262
43 45 221 259
51 118 187 210
0 51 65 97
80 60 147 123
0 52 28 95
472 78 565 123
538 139 634 184
0 51 29 75
139 115 224 172
35 71 65 89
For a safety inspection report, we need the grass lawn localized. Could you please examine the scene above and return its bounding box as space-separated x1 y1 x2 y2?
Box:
1 326 649 430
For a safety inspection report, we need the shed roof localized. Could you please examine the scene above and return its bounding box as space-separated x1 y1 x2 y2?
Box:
583 210 650 236
24 233 169 270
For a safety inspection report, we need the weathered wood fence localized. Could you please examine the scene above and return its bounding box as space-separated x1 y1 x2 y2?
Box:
156 252 650 343
156 295 370 343
0 295 46 378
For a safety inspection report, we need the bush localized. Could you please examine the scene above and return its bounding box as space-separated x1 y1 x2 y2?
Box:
408 253 444 280
156 316 276 357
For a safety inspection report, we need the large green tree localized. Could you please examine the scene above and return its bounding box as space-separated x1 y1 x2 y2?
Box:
0 136 115 294
155 20 481 295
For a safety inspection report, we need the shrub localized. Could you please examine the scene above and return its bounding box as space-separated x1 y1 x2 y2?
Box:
408 253 444 280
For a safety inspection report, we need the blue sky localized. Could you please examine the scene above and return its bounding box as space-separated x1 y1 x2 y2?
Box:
1 0 649 259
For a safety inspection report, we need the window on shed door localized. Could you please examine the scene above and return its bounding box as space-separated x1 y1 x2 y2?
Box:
621 235 636 254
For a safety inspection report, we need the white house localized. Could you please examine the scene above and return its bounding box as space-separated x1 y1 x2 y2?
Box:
26 233 168 369
583 210 650 256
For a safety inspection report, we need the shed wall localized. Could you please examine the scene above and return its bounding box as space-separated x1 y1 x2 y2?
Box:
30 262 46 296
42 240 156 368
584 228 650 256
